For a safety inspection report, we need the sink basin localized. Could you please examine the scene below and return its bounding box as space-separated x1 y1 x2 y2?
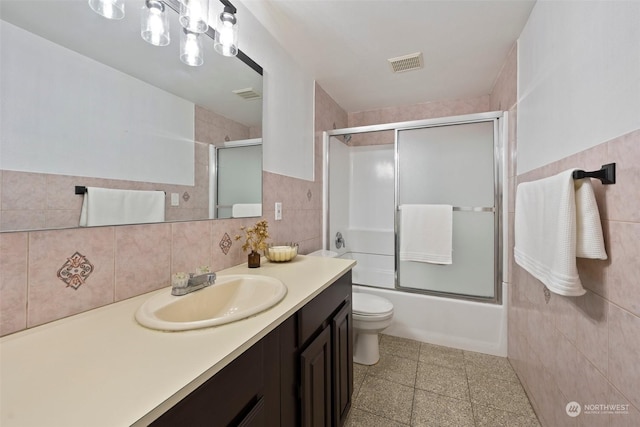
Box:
135 275 287 331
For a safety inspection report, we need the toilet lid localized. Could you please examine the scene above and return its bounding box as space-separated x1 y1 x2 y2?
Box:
352 293 393 316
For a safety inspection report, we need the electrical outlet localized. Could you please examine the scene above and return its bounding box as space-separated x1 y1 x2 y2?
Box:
275 202 282 220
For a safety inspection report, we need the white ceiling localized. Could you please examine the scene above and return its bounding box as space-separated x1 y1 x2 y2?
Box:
242 0 536 113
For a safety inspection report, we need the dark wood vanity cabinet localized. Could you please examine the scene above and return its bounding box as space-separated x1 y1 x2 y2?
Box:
150 271 352 427
295 273 353 427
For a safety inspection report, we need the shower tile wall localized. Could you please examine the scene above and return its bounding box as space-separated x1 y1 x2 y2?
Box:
492 36 640 426
0 83 347 336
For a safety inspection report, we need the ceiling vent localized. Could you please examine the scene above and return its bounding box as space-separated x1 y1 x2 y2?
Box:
233 87 262 100
388 52 423 73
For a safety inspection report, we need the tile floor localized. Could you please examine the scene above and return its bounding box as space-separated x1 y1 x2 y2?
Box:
346 334 541 427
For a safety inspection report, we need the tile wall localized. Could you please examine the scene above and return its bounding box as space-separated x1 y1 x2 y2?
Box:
493 44 640 427
0 83 346 336
347 95 491 146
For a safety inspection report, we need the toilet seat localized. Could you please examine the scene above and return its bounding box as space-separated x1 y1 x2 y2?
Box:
352 293 393 317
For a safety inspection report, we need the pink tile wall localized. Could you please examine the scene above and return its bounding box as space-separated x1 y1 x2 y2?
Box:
495 40 640 426
0 83 346 336
346 95 491 146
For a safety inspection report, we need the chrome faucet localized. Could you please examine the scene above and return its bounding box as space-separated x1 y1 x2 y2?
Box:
171 272 217 296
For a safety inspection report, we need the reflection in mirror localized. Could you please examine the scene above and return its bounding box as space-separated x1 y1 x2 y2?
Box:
0 0 263 232
211 140 262 219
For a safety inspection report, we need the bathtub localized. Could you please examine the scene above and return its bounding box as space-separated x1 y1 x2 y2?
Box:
339 251 508 356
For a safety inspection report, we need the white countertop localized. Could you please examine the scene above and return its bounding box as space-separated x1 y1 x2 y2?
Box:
0 255 355 427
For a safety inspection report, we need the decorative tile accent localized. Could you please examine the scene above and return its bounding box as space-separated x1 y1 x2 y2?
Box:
182 191 190 202
56 252 94 290
543 286 551 304
307 189 312 201
219 232 232 255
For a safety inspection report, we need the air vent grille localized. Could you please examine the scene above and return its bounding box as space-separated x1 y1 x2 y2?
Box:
388 52 423 73
233 87 262 100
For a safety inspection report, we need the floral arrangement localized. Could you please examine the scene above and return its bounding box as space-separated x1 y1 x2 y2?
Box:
235 220 270 253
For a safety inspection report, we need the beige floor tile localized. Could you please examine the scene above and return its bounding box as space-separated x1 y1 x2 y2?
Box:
415 362 470 401
472 403 541 426
412 389 475 427
464 350 520 383
380 334 421 361
368 353 418 387
345 408 409 427
353 376 414 425
419 342 466 371
468 374 537 418
353 362 368 399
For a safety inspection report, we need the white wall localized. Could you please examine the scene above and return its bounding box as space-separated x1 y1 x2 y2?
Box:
0 21 195 186
236 1 315 181
517 0 640 174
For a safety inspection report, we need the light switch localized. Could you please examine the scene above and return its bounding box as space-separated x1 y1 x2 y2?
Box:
171 193 180 206
275 202 282 220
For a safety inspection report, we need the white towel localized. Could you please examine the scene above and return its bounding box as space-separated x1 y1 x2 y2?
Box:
231 203 262 218
399 204 453 264
79 187 165 227
514 169 607 297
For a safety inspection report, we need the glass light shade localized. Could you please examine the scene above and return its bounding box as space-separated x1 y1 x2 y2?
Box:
180 29 204 66
214 10 238 57
141 0 170 46
179 0 209 34
88 0 125 20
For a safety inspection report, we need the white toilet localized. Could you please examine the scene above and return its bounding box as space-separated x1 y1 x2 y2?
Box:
307 249 394 366
352 292 394 365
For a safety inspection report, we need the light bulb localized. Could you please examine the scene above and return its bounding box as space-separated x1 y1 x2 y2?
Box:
88 0 125 20
179 0 209 33
141 0 170 46
214 10 238 57
180 29 204 66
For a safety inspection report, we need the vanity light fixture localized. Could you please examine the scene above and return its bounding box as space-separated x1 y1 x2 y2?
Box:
90 0 241 66
214 0 238 57
180 28 204 66
141 0 170 46
88 0 125 20
179 0 209 34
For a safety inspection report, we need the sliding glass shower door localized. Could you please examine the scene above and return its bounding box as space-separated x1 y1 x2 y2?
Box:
396 120 499 300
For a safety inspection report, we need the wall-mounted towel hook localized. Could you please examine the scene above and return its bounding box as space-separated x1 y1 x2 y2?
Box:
572 163 616 185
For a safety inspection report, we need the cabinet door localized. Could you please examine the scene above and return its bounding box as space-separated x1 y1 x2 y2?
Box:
332 301 353 427
300 325 332 427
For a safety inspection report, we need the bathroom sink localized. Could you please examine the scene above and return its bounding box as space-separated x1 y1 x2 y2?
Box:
135 275 287 331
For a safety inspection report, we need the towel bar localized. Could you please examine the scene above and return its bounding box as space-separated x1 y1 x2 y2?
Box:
572 163 616 185
75 186 166 195
398 206 494 212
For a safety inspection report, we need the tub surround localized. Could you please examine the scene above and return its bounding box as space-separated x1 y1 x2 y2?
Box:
0 255 355 426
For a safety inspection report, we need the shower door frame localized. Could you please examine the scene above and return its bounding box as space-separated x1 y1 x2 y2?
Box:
323 111 505 304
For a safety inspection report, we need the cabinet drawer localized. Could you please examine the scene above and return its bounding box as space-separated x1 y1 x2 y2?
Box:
151 341 264 427
298 271 352 346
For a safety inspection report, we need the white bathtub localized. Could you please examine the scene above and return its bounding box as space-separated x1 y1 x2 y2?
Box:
340 251 508 356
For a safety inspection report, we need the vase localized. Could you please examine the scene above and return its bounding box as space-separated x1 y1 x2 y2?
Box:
248 250 260 268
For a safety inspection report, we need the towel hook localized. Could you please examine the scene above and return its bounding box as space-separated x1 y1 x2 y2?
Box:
572 163 616 185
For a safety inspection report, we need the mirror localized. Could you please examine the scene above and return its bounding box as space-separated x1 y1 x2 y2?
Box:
0 0 263 232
